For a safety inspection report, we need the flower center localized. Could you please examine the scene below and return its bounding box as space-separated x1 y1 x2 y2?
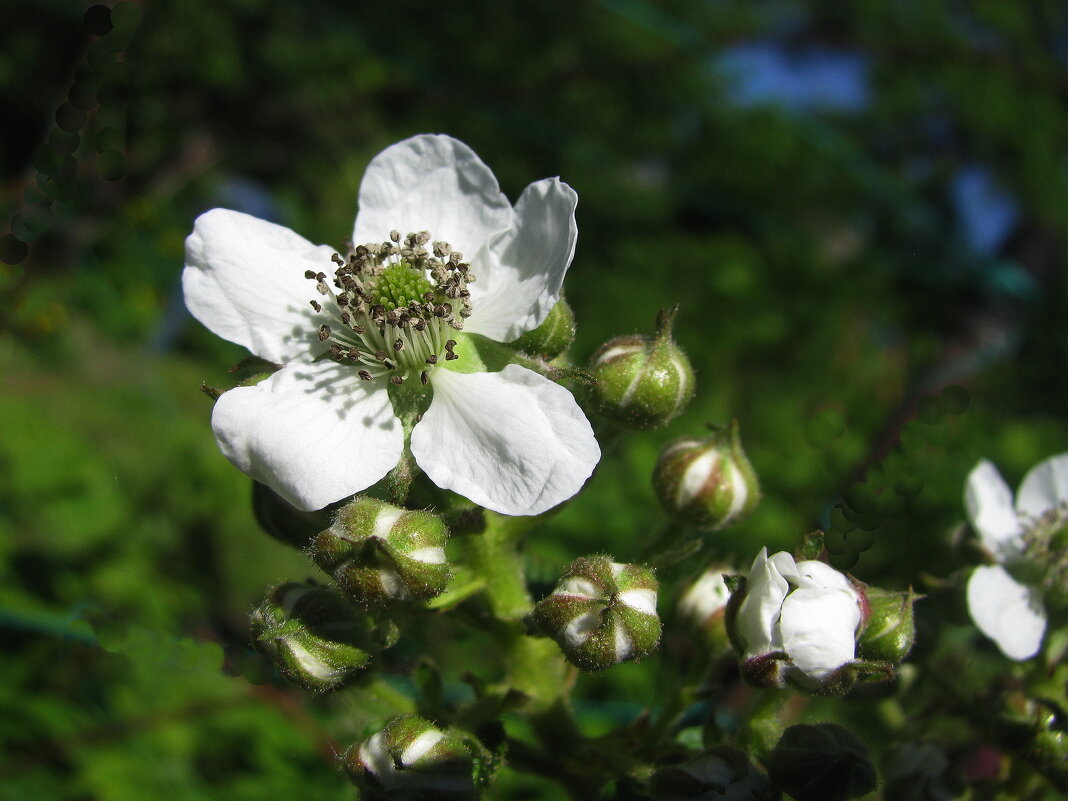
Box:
306 230 474 387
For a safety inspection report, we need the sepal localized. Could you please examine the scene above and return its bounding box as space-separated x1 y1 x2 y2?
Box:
310 496 451 607
532 555 661 671
654 422 760 530
249 582 376 693
342 715 483 800
588 307 694 429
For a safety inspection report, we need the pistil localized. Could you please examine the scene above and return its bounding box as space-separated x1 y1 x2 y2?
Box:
307 230 475 386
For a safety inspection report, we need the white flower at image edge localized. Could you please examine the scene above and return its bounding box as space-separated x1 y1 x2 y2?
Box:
736 548 862 681
182 134 600 516
964 453 1068 660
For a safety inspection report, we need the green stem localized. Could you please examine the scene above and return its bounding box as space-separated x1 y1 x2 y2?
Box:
737 689 789 760
466 511 538 620
464 511 595 796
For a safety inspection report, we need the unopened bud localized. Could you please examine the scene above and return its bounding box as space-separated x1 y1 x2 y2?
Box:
342 715 480 800
654 422 760 530
533 555 660 671
767 724 877 801
509 297 576 359
650 746 778 801
249 583 373 693
678 566 732 651
857 586 919 663
310 497 451 607
589 307 694 429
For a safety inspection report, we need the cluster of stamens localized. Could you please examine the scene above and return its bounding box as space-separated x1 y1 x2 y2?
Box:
1021 502 1068 593
306 230 475 386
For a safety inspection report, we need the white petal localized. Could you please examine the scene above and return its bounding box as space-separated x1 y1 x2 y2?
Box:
352 134 513 259
736 549 796 657
211 361 403 511
411 364 599 516
780 588 860 680
183 209 337 363
795 560 857 597
1016 452 1068 521
465 178 579 342
964 460 1023 559
678 568 732 623
967 565 1046 660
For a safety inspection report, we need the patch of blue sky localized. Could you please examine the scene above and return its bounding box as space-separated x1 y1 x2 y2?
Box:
713 43 870 114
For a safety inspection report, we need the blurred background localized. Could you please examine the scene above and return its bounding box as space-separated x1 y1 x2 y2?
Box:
1 0 1064 798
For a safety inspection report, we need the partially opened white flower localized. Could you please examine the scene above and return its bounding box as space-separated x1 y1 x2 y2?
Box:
733 548 862 684
964 453 1068 660
183 134 600 516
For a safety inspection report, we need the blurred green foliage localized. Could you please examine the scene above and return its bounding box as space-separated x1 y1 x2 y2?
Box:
1 0 1064 797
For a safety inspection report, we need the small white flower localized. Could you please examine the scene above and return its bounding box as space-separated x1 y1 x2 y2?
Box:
963 453 1068 660
183 134 600 516
735 548 862 682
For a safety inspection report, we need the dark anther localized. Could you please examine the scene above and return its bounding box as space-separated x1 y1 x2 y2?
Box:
390 374 404 385
383 360 396 370
304 270 317 279
445 339 457 351
421 371 429 386
393 338 404 351
330 344 344 357
318 325 331 342
331 253 344 266
354 324 366 334
359 370 372 381
390 230 400 243
309 300 322 312
445 353 459 361
425 354 438 365
423 291 435 302
337 295 349 306
340 311 351 324
316 272 327 282
375 349 388 361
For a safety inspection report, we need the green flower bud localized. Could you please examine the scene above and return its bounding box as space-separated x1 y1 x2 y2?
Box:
654 422 760 530
310 497 451 607
589 307 694 429
533 555 660 671
766 724 877 801
249 583 373 693
509 297 576 359
342 715 480 801
857 586 919 663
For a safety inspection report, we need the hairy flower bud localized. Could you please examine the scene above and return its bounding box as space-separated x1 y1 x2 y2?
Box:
654 422 760 530
533 555 660 671
342 715 480 800
650 746 778 801
509 297 576 359
857 586 919 663
767 724 877 801
249 583 374 693
310 497 451 607
589 307 694 429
